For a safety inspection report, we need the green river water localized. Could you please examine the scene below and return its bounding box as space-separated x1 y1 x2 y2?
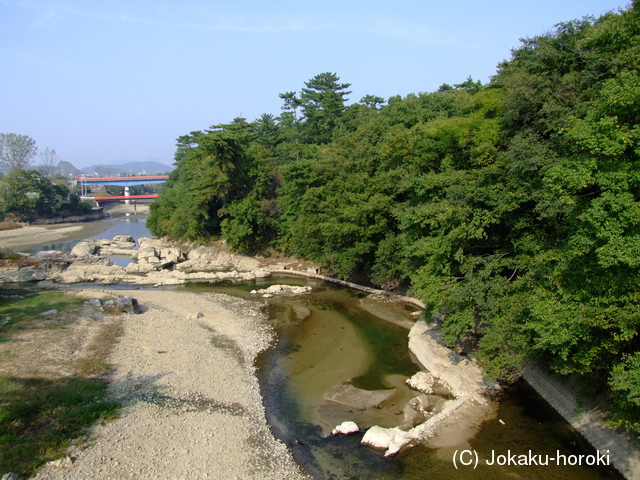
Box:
191 278 622 480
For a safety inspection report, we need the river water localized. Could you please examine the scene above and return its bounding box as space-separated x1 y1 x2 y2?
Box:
197 280 621 480
32 217 624 479
29 214 148 267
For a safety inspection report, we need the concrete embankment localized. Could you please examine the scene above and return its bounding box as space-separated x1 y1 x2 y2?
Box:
524 366 640 479
30 208 106 224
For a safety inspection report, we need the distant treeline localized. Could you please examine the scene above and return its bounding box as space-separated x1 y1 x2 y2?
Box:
148 4 640 433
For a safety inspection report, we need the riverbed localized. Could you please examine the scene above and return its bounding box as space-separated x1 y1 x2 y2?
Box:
194 280 622 480
4 218 626 480
0 220 113 251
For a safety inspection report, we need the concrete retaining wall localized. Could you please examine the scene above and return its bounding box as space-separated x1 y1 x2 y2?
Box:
524 366 640 479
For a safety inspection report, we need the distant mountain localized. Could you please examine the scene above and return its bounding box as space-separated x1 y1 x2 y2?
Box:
56 160 82 177
80 161 174 177
0 160 173 178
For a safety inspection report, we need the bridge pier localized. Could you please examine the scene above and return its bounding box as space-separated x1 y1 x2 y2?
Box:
124 186 130 205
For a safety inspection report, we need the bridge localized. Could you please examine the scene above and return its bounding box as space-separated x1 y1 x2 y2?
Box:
74 175 168 204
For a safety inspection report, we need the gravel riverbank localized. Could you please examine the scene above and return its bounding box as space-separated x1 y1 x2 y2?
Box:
31 288 309 480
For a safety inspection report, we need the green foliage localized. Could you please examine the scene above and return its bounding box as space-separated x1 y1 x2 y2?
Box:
0 292 120 475
221 197 280 254
0 169 69 220
608 352 640 432
300 72 352 144
0 376 119 476
152 5 640 433
0 292 83 326
148 125 252 240
0 133 38 172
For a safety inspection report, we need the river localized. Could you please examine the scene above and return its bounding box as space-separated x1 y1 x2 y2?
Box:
28 217 625 479
29 213 149 267
193 279 622 480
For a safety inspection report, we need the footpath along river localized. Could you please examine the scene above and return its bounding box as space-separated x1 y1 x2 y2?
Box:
24 216 623 479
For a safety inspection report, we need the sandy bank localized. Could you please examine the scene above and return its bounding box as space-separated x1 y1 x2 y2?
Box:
0 222 112 252
32 288 309 480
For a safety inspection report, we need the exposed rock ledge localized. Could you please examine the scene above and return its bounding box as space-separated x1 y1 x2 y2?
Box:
0 237 277 286
360 319 500 457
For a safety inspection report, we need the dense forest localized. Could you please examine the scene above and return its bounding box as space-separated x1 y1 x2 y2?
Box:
148 4 640 434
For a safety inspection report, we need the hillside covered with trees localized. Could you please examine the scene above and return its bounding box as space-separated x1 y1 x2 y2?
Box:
148 4 640 434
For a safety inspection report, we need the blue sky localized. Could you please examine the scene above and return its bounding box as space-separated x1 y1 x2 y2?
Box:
0 0 630 169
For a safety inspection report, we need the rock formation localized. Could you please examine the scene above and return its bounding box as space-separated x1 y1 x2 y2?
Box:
0 237 276 286
359 319 500 457
250 284 313 297
331 421 360 436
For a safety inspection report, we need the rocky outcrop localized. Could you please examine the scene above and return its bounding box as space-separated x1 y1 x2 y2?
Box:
401 393 446 429
54 255 128 284
115 296 142 314
126 237 186 273
250 284 312 298
174 244 264 273
408 319 499 403
70 235 136 258
1 237 276 286
70 242 99 256
359 319 500 457
361 397 469 456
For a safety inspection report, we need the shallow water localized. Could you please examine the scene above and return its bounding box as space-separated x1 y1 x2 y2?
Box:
199 280 623 480
29 214 149 266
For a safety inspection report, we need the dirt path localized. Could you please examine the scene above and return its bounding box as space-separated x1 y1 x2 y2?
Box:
32 288 309 480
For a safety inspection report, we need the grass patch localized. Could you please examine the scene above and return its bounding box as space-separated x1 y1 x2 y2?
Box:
0 292 84 333
0 376 120 476
0 250 23 263
73 321 123 376
0 221 22 231
0 291 124 475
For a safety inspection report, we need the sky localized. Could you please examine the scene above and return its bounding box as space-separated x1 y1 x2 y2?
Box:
0 0 631 169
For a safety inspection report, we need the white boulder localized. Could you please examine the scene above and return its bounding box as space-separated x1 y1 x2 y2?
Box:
331 421 360 436
406 371 435 394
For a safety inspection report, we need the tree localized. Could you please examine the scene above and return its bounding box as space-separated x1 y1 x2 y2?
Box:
0 133 38 173
279 91 302 124
254 113 282 149
147 125 252 240
38 147 60 178
1 169 68 219
300 72 352 143
359 94 385 110
454 76 483 93
277 91 303 162
174 131 202 164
